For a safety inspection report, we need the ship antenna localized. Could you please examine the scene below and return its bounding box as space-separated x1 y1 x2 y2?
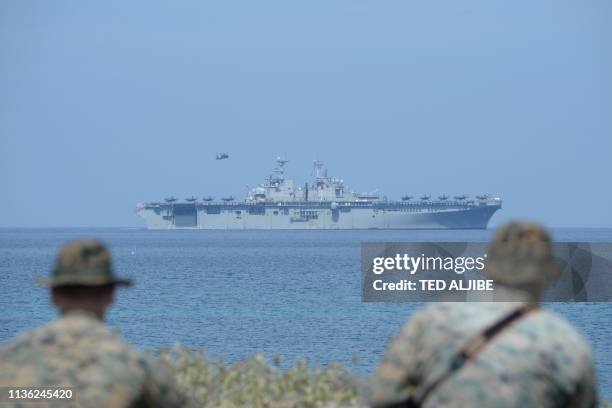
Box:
313 159 325 178
275 155 288 176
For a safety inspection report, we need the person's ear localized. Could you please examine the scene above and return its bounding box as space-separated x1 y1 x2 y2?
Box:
51 287 60 307
104 285 116 306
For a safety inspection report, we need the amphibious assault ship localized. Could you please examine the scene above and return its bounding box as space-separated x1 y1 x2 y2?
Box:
136 157 501 229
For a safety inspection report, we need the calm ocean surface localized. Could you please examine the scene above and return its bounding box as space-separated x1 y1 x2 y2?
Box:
1 228 610 397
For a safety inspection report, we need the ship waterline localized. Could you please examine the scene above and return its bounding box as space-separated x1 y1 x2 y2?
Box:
136 157 502 230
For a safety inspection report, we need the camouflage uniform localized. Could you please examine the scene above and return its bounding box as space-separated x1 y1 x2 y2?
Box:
0 239 193 407
369 222 598 408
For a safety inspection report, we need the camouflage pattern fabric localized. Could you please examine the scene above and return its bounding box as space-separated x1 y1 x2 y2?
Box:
369 302 597 408
485 221 560 290
0 310 192 407
38 238 132 287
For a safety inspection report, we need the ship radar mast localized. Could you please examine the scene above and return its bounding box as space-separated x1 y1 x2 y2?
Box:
313 159 329 186
274 156 289 178
266 156 289 188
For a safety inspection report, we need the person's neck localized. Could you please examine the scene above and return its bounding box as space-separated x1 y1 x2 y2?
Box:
61 307 105 321
492 285 540 303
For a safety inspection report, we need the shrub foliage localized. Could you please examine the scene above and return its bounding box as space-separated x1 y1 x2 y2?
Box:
157 344 361 408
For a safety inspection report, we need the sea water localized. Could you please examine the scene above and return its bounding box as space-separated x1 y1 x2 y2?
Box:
0 228 610 397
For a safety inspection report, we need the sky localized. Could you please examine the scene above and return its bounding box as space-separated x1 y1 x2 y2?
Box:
1 0 611 228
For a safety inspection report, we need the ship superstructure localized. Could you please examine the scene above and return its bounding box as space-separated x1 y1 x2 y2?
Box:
136 157 501 229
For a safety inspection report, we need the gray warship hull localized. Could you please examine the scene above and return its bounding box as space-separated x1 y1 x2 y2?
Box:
137 156 502 229
136 201 501 230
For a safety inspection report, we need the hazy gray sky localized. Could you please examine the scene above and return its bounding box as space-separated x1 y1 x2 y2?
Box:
1 1 611 228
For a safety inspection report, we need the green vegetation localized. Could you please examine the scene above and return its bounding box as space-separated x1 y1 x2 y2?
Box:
157 344 361 408
156 345 611 407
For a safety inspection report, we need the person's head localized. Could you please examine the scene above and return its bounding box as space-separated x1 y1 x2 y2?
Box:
42 239 132 319
485 221 560 298
52 284 115 318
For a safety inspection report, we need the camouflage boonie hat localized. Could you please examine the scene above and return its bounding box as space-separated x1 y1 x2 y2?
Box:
38 239 132 287
485 221 560 289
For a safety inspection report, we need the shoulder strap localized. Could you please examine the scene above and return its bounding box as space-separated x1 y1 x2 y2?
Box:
408 303 539 407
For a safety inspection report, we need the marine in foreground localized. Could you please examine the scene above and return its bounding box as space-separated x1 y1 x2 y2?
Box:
368 221 597 407
0 239 193 407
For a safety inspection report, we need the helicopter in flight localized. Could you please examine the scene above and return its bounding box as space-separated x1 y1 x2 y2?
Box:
216 153 229 160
